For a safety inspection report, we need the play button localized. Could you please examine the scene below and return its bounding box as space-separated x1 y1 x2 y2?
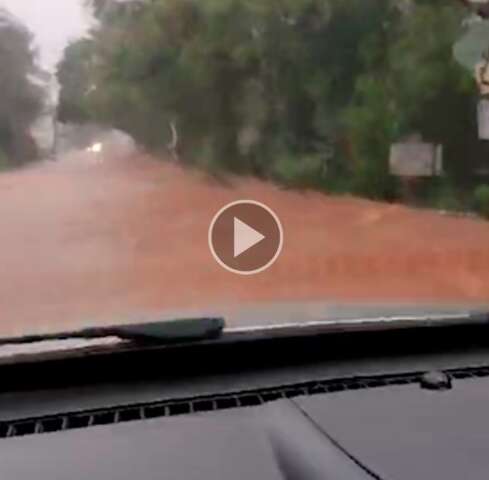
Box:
234 218 265 258
209 200 283 275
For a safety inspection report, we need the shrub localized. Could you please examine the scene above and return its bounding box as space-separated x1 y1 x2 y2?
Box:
429 179 462 212
0 149 8 170
271 153 327 189
473 184 489 218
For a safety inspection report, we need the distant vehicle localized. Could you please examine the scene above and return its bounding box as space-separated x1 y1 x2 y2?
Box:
86 142 103 154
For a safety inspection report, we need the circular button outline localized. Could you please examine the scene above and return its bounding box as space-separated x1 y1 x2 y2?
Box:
208 200 284 276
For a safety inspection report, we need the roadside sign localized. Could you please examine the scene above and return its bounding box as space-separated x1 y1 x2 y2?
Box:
390 141 443 177
478 98 489 139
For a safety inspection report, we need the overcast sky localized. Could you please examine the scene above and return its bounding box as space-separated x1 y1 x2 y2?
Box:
0 0 92 70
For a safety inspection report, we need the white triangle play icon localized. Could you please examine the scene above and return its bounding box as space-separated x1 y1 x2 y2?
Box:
234 217 265 258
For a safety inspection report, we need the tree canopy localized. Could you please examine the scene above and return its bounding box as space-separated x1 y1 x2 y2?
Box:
58 0 483 203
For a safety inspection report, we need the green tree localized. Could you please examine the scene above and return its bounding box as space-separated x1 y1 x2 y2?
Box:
57 39 96 123
0 8 43 165
64 0 391 176
344 1 476 199
59 0 482 207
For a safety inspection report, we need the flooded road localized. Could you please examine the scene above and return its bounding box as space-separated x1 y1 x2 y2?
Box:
1 151 489 336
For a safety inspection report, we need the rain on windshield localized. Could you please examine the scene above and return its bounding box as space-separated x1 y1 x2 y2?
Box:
1 0 489 335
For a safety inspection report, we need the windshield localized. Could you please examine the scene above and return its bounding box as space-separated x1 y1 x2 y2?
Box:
1 0 489 337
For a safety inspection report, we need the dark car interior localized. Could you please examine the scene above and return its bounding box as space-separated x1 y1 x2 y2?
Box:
2 314 489 479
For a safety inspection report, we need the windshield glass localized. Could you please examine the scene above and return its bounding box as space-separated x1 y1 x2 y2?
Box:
1 0 489 337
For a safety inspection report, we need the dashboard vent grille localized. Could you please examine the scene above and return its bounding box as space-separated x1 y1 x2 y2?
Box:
1 365 487 439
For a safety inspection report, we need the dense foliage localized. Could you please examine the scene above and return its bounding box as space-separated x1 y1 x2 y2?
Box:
59 0 485 204
0 8 43 166
473 184 489 217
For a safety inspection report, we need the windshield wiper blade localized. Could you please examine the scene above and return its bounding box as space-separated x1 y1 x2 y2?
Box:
0 317 226 346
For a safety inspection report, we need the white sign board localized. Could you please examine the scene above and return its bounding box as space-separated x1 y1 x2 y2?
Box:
478 99 489 140
389 142 443 177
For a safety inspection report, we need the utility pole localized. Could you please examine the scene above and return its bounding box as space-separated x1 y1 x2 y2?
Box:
51 107 58 160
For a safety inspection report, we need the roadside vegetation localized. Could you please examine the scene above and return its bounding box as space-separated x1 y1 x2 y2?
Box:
57 0 489 217
0 8 43 167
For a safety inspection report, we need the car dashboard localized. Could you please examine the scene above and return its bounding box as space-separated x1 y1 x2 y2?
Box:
1 317 489 479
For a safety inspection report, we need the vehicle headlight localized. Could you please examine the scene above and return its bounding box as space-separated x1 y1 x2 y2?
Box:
87 142 103 153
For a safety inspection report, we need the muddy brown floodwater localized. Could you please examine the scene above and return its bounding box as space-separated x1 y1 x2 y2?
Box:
1 151 489 336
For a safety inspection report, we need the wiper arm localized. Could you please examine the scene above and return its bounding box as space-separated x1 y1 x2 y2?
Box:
1 309 487 348
0 317 225 347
